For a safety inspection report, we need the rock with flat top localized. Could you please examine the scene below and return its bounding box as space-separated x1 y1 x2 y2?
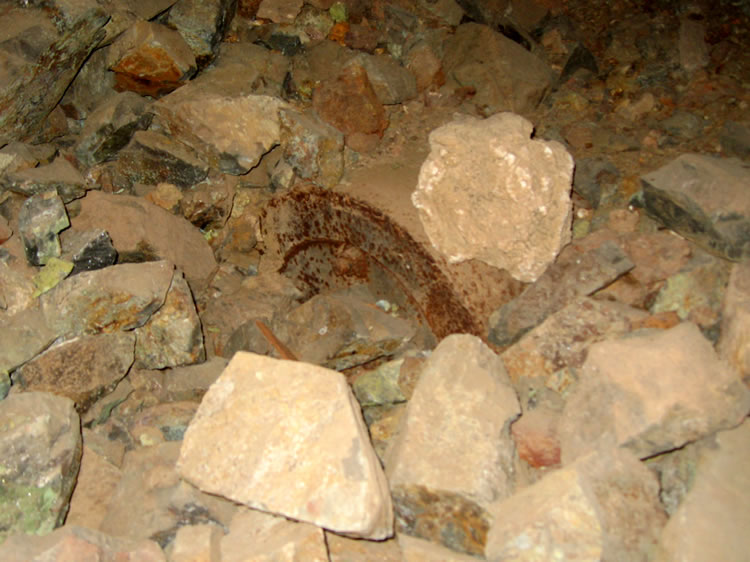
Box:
178 352 393 539
559 322 750 463
413 112 574 283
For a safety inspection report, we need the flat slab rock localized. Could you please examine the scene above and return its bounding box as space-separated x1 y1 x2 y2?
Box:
177 352 393 540
640 153 750 261
412 112 574 283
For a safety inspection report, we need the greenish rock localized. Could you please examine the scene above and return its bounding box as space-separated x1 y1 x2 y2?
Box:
0 372 9 400
17 190 70 266
32 257 74 297
329 2 347 23
353 359 407 407
0 392 82 543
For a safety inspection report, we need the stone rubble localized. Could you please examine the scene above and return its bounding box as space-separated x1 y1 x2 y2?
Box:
0 0 749 559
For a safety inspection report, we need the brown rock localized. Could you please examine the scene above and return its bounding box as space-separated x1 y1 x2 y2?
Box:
15 332 135 412
313 62 388 143
511 406 562 468
134 270 205 369
108 20 197 97
559 322 750 463
257 0 304 23
40 260 174 337
326 532 403 561
66 445 123 530
169 524 223 562
70 191 217 292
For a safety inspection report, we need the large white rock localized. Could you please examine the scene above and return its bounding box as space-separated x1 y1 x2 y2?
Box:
177 352 393 540
412 112 574 282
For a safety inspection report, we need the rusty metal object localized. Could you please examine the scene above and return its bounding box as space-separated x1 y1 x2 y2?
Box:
260 184 520 341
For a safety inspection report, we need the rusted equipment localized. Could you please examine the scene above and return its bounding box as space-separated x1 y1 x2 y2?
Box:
260 184 522 342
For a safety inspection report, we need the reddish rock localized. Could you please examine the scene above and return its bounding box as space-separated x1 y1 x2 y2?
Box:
511 407 562 468
108 21 197 97
312 62 388 145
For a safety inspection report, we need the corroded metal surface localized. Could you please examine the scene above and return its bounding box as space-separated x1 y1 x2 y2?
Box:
261 184 484 340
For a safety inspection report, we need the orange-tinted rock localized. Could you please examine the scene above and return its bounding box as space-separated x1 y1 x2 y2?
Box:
108 21 197 97
511 407 562 468
312 62 388 144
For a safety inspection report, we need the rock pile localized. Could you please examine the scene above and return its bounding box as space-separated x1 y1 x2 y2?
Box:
1 0 750 560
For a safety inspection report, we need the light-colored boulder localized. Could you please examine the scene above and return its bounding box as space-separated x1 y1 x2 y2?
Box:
386 334 520 556
559 322 750 463
177 352 393 539
486 448 666 561
412 112 573 282
718 261 750 382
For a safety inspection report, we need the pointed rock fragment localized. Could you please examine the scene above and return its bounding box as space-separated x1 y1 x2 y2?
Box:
178 352 393 539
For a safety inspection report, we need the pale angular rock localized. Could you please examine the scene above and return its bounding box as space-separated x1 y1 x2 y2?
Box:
40 260 173 337
100 441 237 546
486 448 666 561
0 2 108 144
489 240 634 346
15 331 135 412
167 0 237 68
66 445 123 530
655 420 750 562
154 90 287 175
0 393 82 543
327 532 403 561
386 334 520 556
442 23 552 114
718 261 750 381
1 157 88 203
74 91 154 167
511 406 562 468
177 352 393 539
221 508 328 562
135 271 205 369
170 524 223 562
641 154 750 261
18 189 69 266
70 191 217 292
559 323 750 463
412 112 574 283
0 526 165 562
107 20 197 97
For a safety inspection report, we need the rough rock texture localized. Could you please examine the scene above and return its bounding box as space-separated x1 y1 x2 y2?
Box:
489 239 634 346
655 420 750 562
0 525 165 562
559 322 750 463
220 507 328 562
0 2 109 144
70 191 217 292
166 0 238 69
442 23 553 114
178 352 393 539
40 260 174 338
17 190 70 266
154 89 286 175
718 261 750 382
14 332 135 412
486 448 667 561
134 270 205 369
0 393 82 543
107 20 197 97
1 157 88 203
386 334 520 556
640 154 750 261
412 112 574 283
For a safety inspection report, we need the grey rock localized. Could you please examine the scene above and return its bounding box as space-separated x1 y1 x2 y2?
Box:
1 158 88 203
60 229 118 275
167 0 238 69
721 120 750 160
18 190 70 266
640 153 750 261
